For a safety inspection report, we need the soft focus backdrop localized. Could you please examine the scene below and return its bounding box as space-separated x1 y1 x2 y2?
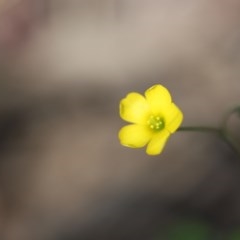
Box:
1 0 240 239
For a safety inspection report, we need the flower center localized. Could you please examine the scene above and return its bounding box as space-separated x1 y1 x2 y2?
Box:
147 115 165 132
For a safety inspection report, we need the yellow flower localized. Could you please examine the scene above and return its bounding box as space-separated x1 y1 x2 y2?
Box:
118 84 183 155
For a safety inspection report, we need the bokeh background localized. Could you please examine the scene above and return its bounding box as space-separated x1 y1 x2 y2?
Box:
1 0 240 239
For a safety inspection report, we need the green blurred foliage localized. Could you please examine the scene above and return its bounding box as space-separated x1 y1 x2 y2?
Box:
229 229 240 240
166 220 212 240
153 218 240 240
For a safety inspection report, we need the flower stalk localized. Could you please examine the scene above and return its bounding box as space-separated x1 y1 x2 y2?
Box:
178 125 240 159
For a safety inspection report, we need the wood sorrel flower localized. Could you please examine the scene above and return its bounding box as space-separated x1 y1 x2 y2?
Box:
119 84 183 155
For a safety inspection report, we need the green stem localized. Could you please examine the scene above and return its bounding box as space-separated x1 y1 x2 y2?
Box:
178 126 240 158
178 126 220 133
219 129 240 158
177 106 240 159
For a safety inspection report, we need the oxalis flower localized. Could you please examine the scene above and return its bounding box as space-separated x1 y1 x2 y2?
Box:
119 84 183 155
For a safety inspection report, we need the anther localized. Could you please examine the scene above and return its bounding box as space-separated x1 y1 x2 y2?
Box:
147 115 165 131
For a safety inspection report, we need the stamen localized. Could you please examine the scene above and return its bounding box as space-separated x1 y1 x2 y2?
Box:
147 115 165 131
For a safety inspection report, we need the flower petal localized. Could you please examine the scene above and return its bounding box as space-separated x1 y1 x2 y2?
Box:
119 124 152 148
146 130 170 155
165 103 183 133
145 85 172 115
120 92 150 124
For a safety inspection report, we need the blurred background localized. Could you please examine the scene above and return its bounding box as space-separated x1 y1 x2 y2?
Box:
1 0 240 239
